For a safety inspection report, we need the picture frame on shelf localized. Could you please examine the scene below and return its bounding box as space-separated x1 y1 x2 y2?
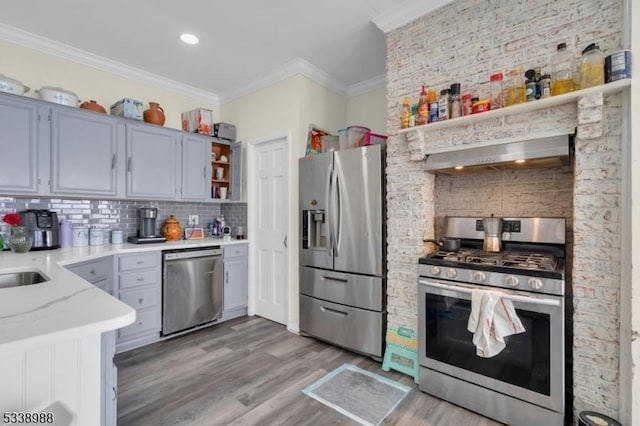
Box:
184 227 204 240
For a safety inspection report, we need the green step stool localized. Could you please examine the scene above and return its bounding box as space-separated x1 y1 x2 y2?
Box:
381 325 419 384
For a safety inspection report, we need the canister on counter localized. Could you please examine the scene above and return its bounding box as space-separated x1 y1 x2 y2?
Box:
89 227 104 246
605 50 632 83
72 225 89 247
111 229 124 244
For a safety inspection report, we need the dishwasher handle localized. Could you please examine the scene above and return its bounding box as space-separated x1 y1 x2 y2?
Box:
163 248 222 260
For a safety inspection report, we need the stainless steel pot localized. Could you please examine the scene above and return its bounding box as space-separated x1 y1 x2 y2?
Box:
483 214 503 252
36 86 79 107
423 237 461 251
0 73 30 95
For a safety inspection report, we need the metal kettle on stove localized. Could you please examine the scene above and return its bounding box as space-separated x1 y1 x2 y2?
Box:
483 214 503 252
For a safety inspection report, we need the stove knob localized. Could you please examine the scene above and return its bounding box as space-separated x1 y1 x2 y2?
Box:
528 278 543 290
473 271 486 282
430 266 441 276
505 275 519 287
446 268 457 279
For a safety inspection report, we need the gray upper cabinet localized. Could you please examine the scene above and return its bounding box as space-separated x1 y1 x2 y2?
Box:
230 142 242 201
51 106 122 196
181 133 211 201
126 124 179 200
0 94 41 194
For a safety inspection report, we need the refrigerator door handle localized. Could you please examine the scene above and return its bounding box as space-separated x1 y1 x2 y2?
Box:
334 170 342 255
326 162 334 257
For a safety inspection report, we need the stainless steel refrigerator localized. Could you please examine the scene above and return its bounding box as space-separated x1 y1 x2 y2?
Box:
299 144 386 359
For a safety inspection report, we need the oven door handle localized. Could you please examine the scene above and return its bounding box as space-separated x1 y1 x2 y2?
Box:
419 279 561 307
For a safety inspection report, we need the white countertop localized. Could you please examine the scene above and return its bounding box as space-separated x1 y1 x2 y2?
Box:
0 238 248 353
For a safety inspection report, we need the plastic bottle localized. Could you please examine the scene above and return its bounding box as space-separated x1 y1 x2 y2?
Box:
506 68 526 106
400 97 410 129
578 43 605 89
450 83 462 118
417 85 429 125
540 74 551 98
550 43 576 95
428 89 438 123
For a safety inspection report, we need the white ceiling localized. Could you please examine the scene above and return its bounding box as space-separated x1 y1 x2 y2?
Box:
0 0 430 103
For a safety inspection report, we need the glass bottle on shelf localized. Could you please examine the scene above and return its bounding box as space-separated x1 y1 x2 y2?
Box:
578 43 605 89
437 89 450 121
550 42 576 95
489 73 504 109
417 85 429 125
400 96 410 129
506 68 526 106
450 83 462 118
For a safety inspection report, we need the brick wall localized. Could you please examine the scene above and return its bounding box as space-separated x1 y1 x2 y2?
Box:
385 0 624 420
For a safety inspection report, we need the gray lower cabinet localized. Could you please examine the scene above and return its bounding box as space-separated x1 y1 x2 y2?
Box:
0 93 41 194
222 243 248 319
64 256 117 426
50 106 124 196
126 124 180 200
114 252 162 352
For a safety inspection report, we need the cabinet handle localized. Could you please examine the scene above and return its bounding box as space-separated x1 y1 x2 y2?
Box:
136 278 144 282
90 269 96 275
284 235 288 248
136 260 144 265
138 298 144 304
127 157 132 172
226 270 229 283
203 166 206 179
112 386 117 401
111 154 117 170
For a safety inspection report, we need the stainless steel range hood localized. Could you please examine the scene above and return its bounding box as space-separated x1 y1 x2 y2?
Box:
424 135 573 174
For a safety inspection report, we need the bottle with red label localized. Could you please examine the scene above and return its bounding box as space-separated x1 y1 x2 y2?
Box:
417 85 429 125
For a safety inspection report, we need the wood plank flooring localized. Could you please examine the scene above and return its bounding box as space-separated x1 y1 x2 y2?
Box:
115 316 503 426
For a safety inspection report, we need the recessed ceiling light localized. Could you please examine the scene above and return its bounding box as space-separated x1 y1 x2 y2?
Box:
515 159 526 163
180 33 199 45
454 166 464 170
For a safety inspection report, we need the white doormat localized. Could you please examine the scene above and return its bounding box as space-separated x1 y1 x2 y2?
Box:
302 363 411 426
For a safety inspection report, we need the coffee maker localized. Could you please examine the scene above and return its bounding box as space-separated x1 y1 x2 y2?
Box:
127 207 166 244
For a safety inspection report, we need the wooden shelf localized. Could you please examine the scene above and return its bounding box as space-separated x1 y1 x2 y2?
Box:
398 79 631 135
212 160 230 165
211 179 229 184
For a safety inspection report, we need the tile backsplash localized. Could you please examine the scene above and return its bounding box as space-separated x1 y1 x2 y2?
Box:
0 197 247 240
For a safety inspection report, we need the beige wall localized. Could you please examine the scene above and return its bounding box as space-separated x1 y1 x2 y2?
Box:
221 75 349 330
347 87 387 135
0 40 219 129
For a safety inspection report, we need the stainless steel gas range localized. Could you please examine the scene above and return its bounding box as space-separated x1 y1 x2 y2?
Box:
417 217 566 426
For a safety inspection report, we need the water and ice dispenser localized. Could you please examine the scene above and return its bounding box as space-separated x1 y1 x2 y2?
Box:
302 210 327 250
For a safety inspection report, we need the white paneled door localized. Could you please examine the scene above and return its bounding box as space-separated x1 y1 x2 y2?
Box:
249 134 289 325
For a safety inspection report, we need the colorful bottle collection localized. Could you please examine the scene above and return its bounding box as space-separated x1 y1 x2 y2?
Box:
400 41 611 128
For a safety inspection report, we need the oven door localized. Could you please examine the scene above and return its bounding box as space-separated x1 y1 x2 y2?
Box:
418 278 564 413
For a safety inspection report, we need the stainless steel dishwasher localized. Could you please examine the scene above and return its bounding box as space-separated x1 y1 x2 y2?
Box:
162 247 223 336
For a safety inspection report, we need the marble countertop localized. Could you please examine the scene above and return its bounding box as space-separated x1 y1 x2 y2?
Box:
0 238 248 352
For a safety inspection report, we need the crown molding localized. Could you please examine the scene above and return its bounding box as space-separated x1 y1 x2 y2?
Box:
219 58 349 104
347 74 386 97
0 23 220 104
373 0 454 33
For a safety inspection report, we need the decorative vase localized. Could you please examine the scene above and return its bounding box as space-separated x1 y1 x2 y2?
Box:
143 102 166 126
7 226 32 253
161 215 182 241
79 99 107 113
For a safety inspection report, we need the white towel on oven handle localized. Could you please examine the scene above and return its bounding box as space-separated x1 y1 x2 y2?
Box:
467 289 525 358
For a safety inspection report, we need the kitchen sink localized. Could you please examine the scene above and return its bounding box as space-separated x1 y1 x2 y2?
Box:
0 271 49 289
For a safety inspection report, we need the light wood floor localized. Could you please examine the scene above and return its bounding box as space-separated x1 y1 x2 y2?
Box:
115 316 503 426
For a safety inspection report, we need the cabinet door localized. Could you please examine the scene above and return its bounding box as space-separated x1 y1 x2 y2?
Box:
0 94 40 194
223 257 248 312
51 107 120 196
230 141 243 201
126 124 179 199
181 133 210 200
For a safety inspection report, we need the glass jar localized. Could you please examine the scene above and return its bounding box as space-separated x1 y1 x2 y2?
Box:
489 72 504 109
550 42 576 95
578 43 605 89
437 89 450 121
450 83 462 118
506 68 526 106
7 226 32 253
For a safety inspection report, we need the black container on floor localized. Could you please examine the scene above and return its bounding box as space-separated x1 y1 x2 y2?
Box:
578 411 622 426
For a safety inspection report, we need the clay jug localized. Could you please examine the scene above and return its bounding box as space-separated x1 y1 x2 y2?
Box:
161 215 182 241
79 99 106 113
143 102 165 126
